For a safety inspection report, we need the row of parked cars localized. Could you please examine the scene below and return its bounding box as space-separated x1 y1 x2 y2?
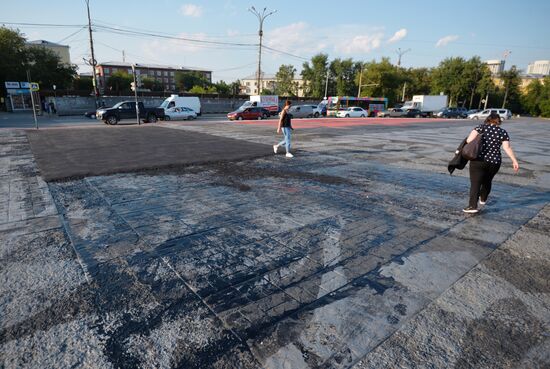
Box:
226 104 326 121
377 107 512 120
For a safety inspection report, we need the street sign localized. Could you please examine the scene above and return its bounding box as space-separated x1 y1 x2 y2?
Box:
30 82 40 91
20 82 30 88
5 81 20 89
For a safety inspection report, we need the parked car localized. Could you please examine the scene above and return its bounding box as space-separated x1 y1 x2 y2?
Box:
466 109 481 116
377 108 407 118
456 107 469 118
337 106 368 118
84 110 97 119
163 106 197 121
96 101 165 125
404 108 427 118
227 107 269 121
435 107 463 118
288 105 315 118
305 105 323 118
317 103 327 117
468 108 512 121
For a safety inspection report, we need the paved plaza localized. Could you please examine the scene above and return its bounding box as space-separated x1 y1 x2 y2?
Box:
1 117 549 368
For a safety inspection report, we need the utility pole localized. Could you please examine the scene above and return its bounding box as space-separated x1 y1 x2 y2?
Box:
122 50 126 63
501 50 512 109
324 71 330 99
131 64 140 125
249 6 276 95
396 48 411 67
402 82 407 102
358 64 363 97
85 0 99 107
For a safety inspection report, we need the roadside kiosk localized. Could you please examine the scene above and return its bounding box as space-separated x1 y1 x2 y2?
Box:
4 81 42 115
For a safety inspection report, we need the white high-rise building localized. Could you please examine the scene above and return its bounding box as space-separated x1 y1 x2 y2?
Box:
485 60 505 75
527 60 550 76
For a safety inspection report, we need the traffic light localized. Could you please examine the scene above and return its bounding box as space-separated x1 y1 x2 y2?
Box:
130 82 136 91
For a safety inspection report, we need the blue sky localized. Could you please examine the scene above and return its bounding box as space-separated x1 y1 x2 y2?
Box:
2 0 549 82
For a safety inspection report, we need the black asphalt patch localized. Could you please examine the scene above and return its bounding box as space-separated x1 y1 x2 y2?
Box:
26 125 271 181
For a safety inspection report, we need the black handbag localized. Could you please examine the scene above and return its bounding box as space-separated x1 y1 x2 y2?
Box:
462 133 483 160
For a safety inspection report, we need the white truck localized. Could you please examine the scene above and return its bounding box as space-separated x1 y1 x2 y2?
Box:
240 95 279 116
160 95 201 115
401 95 447 116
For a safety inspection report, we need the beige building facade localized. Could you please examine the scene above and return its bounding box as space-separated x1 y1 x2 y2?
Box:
527 60 550 76
240 72 306 97
26 40 71 65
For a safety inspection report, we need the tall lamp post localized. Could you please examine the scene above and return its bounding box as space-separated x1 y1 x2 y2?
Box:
85 0 99 107
248 6 276 95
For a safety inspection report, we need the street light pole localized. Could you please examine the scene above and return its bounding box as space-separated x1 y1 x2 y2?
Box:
249 6 276 95
85 0 99 107
27 70 38 129
131 64 140 125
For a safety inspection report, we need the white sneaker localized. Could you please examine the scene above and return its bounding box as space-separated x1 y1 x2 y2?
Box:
273 145 278 154
479 199 487 205
285 152 294 158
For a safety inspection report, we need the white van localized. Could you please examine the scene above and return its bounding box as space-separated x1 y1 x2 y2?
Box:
160 95 201 115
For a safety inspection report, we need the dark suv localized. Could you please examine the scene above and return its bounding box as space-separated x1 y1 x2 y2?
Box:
436 107 463 118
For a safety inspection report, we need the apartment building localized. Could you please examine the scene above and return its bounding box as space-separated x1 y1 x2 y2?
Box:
527 60 550 76
95 62 212 93
26 40 71 65
485 60 505 75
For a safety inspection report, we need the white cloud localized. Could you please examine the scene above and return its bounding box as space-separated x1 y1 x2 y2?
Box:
436 35 459 47
388 28 407 43
265 23 386 58
335 33 384 54
179 4 203 17
226 29 240 37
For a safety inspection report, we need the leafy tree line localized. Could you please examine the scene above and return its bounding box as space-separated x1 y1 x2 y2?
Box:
277 52 549 116
0 27 77 97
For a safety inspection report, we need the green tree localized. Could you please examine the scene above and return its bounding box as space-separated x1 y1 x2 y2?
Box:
402 67 432 98
476 67 496 109
213 80 231 95
520 79 543 116
357 57 406 106
73 76 93 90
25 46 77 89
0 27 76 95
188 85 217 94
330 58 360 96
431 57 469 106
499 66 521 110
539 77 550 117
230 80 241 95
0 27 28 97
275 64 297 96
141 76 163 91
462 57 489 108
175 71 210 92
107 71 132 94
301 53 329 98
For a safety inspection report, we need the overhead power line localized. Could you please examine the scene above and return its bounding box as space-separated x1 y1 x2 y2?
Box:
0 21 85 28
92 24 258 47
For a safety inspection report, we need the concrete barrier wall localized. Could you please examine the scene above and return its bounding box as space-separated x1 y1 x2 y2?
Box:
49 96 322 116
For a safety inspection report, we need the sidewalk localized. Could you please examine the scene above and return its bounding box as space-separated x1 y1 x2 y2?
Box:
1 119 549 369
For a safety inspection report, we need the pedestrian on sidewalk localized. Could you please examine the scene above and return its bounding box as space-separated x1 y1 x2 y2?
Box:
273 100 294 158
48 101 57 115
463 112 519 214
